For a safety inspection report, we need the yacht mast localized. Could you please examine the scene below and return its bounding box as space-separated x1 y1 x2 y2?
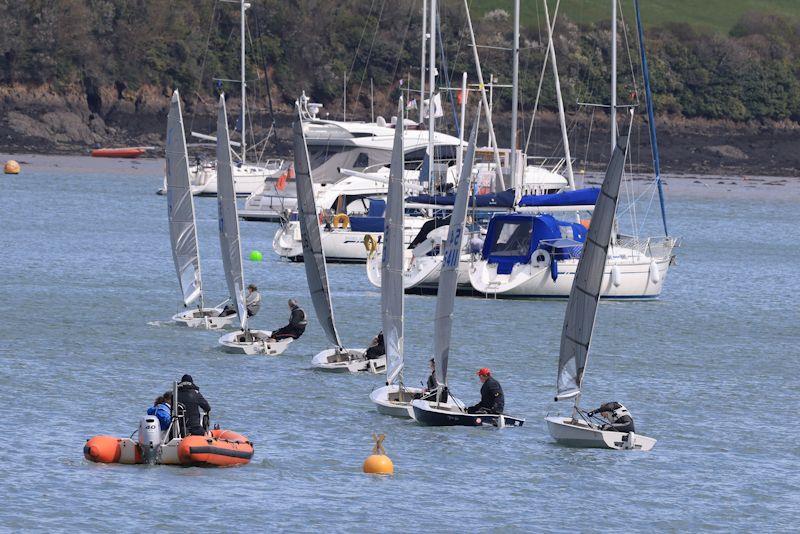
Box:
240 0 247 164
427 0 436 191
420 0 427 124
510 0 520 192
610 0 617 153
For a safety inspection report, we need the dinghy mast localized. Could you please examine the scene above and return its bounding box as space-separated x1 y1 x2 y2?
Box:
216 95 249 331
556 132 629 403
432 107 480 399
292 105 342 349
166 90 203 309
382 98 406 387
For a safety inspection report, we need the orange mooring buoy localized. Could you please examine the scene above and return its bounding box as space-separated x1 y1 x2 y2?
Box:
4 160 20 174
363 433 394 475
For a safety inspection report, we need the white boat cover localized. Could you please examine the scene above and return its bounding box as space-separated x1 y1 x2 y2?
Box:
432 111 479 387
556 136 628 400
293 114 342 348
382 99 405 386
166 90 202 306
216 96 248 330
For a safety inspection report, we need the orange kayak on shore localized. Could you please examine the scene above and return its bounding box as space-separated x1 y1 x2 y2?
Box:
90 147 146 158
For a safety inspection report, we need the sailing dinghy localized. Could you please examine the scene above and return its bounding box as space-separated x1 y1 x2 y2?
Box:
166 90 236 329
291 106 380 373
545 132 656 451
215 96 292 355
409 110 524 428
370 99 427 415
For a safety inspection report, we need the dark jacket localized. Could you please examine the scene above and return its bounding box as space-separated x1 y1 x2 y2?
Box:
365 332 385 359
177 381 211 436
472 376 504 414
426 371 437 391
289 306 307 333
592 402 635 433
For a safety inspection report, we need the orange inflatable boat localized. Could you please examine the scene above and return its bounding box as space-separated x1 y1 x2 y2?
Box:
85 418 253 467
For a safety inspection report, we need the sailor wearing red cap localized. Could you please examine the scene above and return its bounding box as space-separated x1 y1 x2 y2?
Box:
467 368 505 415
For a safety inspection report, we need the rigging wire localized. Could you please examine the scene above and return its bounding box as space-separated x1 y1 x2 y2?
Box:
386 0 418 118
354 0 388 111
189 0 220 134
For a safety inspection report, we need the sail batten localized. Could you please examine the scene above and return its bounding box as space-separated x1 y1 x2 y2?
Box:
556 136 629 400
166 90 203 307
432 109 480 387
293 109 342 348
216 96 248 330
383 99 406 386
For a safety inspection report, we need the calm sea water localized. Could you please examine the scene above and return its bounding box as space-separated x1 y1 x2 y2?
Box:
1 157 797 531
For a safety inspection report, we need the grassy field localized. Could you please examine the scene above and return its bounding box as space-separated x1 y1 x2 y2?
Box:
470 0 800 34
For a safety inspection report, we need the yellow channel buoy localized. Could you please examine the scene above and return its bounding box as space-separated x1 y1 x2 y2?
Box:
363 433 394 475
4 160 20 174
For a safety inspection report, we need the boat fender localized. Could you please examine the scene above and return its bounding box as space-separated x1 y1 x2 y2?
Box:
550 258 558 281
649 260 661 284
363 234 378 256
333 213 350 228
611 265 621 287
533 249 550 269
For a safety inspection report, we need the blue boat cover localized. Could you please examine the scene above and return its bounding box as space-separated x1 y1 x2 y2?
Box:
518 187 599 207
406 188 516 208
482 214 587 274
349 197 386 232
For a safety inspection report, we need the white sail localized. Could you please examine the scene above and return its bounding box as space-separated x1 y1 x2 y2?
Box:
556 136 629 400
432 111 479 387
166 90 202 307
216 95 248 330
382 98 406 386
293 110 342 348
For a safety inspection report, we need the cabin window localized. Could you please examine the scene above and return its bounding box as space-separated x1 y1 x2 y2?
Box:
489 220 532 256
354 152 369 168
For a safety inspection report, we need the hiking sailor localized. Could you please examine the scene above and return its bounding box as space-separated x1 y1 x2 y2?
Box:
466 368 505 414
270 299 307 341
245 284 261 317
365 331 385 360
587 402 635 433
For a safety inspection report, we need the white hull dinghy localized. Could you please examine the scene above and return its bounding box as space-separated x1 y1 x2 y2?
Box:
293 103 374 372
370 384 425 417
213 95 291 355
545 416 655 451
219 329 292 356
546 130 656 450
164 90 237 330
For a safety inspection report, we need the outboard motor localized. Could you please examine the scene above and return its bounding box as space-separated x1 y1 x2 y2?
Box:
138 416 162 464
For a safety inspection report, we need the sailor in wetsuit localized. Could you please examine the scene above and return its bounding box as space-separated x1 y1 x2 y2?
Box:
365 331 385 360
467 368 504 414
270 299 307 341
176 374 211 436
245 284 261 317
588 402 635 433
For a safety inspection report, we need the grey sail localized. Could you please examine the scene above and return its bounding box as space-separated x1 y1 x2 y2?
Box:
292 114 341 348
556 136 629 401
382 98 405 386
432 110 479 387
216 95 248 330
166 90 203 307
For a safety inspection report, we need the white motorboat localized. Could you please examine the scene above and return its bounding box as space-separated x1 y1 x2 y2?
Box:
213 95 292 356
238 92 462 221
165 90 237 329
292 105 379 373
546 132 656 451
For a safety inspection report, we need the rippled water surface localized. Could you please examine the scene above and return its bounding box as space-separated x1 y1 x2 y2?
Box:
1 157 797 531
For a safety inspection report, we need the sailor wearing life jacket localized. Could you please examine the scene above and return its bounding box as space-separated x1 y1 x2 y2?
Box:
588 402 635 433
270 299 308 340
246 284 262 317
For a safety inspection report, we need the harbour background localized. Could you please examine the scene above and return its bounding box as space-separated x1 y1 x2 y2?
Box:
0 155 797 530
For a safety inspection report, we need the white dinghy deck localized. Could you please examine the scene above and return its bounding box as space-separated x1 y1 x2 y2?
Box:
311 348 384 373
219 329 292 356
172 306 237 329
370 384 425 417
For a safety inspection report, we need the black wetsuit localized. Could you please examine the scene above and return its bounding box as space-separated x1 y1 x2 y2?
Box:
592 402 635 433
177 381 211 436
272 306 307 340
467 376 504 414
365 333 385 359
